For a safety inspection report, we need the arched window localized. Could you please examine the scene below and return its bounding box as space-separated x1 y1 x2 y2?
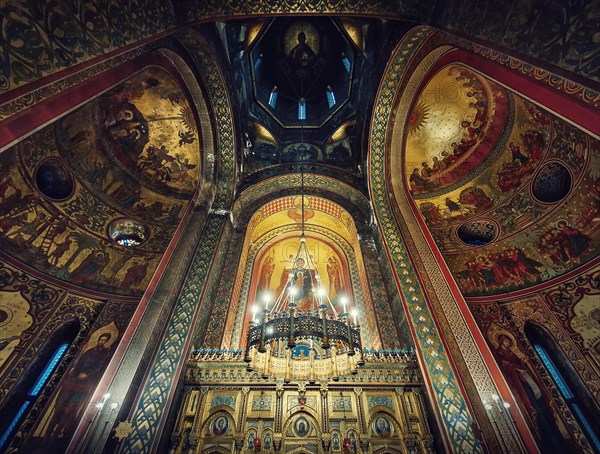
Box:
0 321 78 451
525 323 600 451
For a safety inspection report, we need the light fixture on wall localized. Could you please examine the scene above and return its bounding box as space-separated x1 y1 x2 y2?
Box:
244 166 364 382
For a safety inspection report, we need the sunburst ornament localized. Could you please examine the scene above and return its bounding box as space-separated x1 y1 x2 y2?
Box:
113 420 133 441
408 101 430 134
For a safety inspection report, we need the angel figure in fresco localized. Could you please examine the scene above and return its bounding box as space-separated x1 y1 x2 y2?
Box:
326 256 343 300
258 256 275 291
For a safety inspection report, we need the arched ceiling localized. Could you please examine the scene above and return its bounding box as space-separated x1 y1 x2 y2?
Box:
0 65 204 296
395 56 600 299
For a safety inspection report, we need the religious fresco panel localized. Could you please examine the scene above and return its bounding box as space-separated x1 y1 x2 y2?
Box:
0 258 120 453
20 300 136 453
0 67 201 296
0 260 67 382
0 0 175 94
405 65 599 297
468 263 600 452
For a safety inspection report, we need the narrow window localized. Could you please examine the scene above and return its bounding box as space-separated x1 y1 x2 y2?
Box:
254 54 263 74
0 343 69 451
326 86 336 108
268 86 278 108
526 323 600 451
298 98 306 120
533 344 600 451
342 53 351 73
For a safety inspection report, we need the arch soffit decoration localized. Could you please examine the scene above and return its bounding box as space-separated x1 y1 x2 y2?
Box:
172 28 237 210
369 25 486 454
227 196 381 350
232 173 372 228
371 23 596 453
157 48 216 187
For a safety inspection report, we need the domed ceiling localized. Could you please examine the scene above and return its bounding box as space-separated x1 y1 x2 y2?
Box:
0 66 201 296
224 16 388 179
404 64 600 297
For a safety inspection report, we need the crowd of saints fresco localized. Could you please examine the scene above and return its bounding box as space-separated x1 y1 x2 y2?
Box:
468 263 600 452
405 65 599 297
0 67 200 296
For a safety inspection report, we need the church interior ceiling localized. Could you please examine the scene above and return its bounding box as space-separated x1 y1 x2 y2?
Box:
0 66 200 296
405 64 600 297
226 16 380 179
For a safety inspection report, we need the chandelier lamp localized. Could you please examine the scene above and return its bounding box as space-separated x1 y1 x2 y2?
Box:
244 169 365 382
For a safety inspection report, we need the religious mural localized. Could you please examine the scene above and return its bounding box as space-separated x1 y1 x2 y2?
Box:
0 291 34 372
252 234 350 314
0 66 200 296
406 65 509 195
0 258 126 453
22 302 135 453
0 260 67 384
405 64 599 296
468 264 600 452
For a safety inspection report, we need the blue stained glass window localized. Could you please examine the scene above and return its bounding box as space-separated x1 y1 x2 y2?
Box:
342 56 351 73
0 342 69 451
254 55 263 73
29 343 68 396
298 98 306 120
0 402 30 450
572 404 600 451
534 343 599 451
268 87 278 108
326 87 336 108
533 344 573 398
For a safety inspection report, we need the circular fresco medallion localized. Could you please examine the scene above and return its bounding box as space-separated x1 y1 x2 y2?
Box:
294 416 310 437
456 219 499 246
212 416 228 436
35 158 74 200
107 218 149 247
374 416 391 436
531 160 572 204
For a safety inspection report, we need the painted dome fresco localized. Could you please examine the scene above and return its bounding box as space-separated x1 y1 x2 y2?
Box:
402 64 599 298
0 65 202 296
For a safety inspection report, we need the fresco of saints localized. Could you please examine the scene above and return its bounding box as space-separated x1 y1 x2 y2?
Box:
45 330 116 450
493 333 571 450
326 256 343 300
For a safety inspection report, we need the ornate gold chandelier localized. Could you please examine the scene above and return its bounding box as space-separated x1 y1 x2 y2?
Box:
244 170 364 382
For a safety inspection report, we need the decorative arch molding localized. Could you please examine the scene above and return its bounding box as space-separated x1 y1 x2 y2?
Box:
173 28 237 209
369 25 534 453
111 29 237 454
232 173 372 228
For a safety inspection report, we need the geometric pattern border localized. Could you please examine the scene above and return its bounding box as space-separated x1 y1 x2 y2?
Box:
119 213 226 453
120 30 236 453
368 25 481 453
